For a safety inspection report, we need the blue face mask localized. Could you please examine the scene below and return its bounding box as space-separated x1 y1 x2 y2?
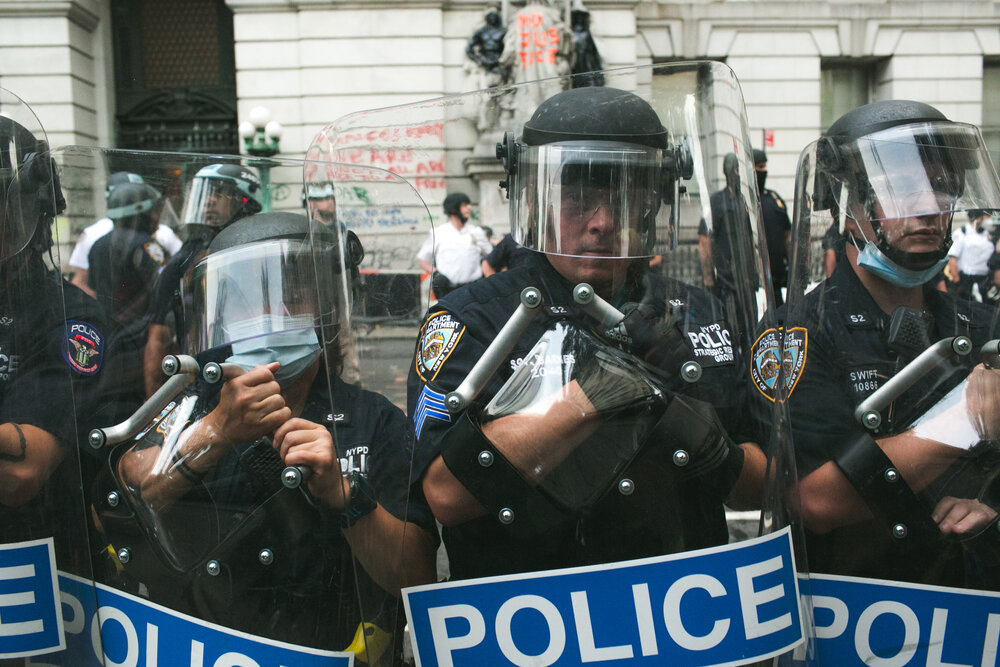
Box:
856 241 948 288
226 326 322 387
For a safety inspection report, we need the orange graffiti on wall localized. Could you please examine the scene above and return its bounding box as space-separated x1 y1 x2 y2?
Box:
518 12 559 69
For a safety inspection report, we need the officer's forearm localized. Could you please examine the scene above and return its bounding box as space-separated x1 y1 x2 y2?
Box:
794 432 960 534
70 269 96 299
144 324 174 398
342 510 438 596
698 235 714 286
725 441 767 510
480 380 599 483
423 457 487 526
0 423 63 507
127 416 235 510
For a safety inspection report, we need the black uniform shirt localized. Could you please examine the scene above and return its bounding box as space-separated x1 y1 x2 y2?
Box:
760 188 791 285
88 227 165 325
483 234 530 273
771 254 997 475
407 251 751 579
112 371 432 647
147 236 212 334
757 253 1000 583
1 272 108 447
698 187 752 291
1 269 109 573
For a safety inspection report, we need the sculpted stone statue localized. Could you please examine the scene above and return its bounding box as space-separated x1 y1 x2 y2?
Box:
466 9 506 76
570 8 604 87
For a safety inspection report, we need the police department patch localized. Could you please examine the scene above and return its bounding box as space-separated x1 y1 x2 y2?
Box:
416 312 465 382
63 321 103 376
750 327 807 402
684 321 735 367
144 242 165 265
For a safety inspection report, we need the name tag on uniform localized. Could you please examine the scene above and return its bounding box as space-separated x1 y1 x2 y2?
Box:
846 365 889 402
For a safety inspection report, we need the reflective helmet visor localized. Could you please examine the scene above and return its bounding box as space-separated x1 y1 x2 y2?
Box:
182 177 248 228
511 141 665 258
832 122 1000 226
185 238 337 354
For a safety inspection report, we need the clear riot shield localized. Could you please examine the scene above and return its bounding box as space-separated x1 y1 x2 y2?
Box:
781 118 1000 664
309 62 808 666
72 149 430 665
0 89 105 665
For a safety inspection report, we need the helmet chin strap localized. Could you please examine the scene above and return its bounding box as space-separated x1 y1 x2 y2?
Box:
869 214 953 270
844 205 952 271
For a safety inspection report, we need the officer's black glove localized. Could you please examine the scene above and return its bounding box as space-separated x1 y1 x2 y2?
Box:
654 395 745 504
617 300 689 375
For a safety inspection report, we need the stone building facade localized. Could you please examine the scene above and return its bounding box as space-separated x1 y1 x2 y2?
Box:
3 0 1000 250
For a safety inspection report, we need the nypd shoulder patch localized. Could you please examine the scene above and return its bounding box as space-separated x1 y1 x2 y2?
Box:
416 312 465 382
143 242 165 265
62 320 104 376
750 327 807 403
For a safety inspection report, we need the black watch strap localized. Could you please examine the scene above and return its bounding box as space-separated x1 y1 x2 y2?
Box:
341 470 377 528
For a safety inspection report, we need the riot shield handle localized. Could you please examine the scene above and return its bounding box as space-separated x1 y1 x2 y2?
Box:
445 287 543 413
982 339 1000 369
573 283 624 328
202 361 244 384
855 336 973 431
281 465 313 489
88 355 201 449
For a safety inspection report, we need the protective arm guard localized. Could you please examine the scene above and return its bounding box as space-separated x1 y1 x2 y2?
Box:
439 411 569 538
833 432 940 541
655 395 745 505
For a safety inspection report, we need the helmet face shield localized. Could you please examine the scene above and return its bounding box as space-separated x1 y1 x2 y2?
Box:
185 238 338 354
182 175 254 228
829 122 1000 226
511 141 667 258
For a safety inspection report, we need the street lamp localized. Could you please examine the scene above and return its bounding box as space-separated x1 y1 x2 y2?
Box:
239 106 283 211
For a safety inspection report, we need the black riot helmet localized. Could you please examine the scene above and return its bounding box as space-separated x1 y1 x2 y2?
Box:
814 99 1000 271
497 86 692 258
184 211 362 359
443 192 471 220
105 171 145 201
107 182 163 233
0 114 64 263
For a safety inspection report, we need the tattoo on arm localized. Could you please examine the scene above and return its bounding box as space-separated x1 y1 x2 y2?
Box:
0 423 27 462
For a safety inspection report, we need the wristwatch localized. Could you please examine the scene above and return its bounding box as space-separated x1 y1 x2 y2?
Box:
341 470 377 527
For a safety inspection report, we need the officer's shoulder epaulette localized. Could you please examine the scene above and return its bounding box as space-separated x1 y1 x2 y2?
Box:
765 189 786 209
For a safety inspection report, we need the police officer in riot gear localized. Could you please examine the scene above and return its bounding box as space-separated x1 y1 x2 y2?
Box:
88 182 166 322
0 109 110 574
95 211 437 658
88 182 167 415
144 163 263 396
407 86 767 581
771 99 1000 587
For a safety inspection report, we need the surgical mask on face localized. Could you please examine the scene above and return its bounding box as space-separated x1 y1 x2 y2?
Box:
856 240 948 288
225 314 322 386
